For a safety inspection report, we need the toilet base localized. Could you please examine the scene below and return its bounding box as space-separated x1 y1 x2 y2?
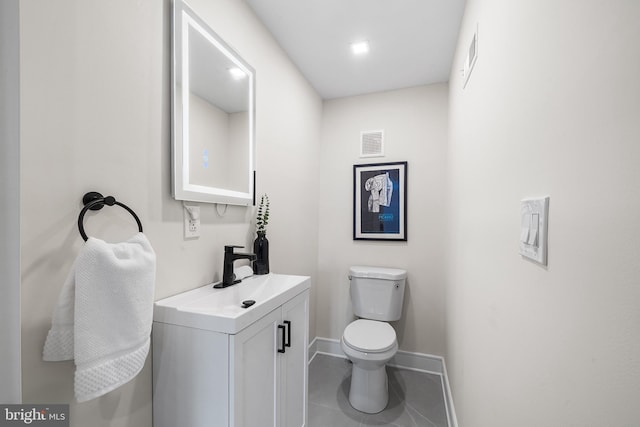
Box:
348 363 389 414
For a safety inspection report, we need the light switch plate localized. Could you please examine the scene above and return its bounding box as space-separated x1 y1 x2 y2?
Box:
520 196 549 265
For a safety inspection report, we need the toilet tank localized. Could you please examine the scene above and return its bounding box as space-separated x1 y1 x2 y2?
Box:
349 266 407 322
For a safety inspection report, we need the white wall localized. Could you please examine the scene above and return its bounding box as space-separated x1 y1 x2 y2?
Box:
317 84 448 356
19 0 321 425
447 1 640 425
0 0 22 404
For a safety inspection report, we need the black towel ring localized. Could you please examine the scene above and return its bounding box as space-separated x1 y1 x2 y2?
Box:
77 191 143 241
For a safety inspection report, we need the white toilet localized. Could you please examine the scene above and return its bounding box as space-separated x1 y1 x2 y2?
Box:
341 266 407 414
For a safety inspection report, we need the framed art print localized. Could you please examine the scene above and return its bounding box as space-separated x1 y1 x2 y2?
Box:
353 161 407 241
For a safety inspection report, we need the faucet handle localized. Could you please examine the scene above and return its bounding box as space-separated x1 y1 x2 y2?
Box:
224 245 244 253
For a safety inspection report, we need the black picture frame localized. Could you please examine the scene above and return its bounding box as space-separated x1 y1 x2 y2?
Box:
353 161 407 241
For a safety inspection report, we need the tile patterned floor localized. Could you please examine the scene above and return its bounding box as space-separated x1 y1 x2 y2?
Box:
308 354 449 427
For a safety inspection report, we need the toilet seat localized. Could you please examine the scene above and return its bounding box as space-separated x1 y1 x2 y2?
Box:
343 319 396 353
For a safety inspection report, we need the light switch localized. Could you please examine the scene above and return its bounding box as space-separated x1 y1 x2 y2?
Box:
527 213 539 247
519 197 549 265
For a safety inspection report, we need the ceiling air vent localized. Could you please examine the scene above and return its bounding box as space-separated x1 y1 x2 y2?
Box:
360 130 384 158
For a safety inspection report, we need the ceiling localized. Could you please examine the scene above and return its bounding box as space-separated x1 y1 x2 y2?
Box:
245 0 467 99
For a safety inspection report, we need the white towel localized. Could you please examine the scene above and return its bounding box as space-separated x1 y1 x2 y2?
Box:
43 233 156 402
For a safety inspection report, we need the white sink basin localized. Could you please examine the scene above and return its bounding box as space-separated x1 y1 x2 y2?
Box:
153 273 310 334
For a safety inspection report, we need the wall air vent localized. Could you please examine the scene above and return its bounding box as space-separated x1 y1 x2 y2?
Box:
360 130 384 158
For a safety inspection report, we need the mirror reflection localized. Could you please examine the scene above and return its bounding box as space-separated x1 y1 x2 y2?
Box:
172 0 255 205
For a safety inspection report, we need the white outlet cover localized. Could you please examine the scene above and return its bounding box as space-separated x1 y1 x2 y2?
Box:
519 196 549 265
184 204 200 239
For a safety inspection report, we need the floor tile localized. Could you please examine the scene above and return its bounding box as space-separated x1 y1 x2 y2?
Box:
309 402 364 426
308 354 448 427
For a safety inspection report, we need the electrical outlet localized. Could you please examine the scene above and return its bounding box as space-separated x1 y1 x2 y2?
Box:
183 205 200 238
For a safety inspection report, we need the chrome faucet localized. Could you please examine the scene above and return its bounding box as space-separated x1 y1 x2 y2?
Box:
214 245 257 288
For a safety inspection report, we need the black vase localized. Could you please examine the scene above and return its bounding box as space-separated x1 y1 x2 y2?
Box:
253 231 269 275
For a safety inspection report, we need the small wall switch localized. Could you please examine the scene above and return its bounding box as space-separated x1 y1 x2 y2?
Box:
184 204 200 239
528 213 539 247
519 197 549 265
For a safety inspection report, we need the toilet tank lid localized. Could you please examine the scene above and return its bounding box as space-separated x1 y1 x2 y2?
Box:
349 266 407 280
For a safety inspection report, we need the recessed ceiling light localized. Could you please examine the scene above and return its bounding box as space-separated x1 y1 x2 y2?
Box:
228 67 246 79
351 40 369 55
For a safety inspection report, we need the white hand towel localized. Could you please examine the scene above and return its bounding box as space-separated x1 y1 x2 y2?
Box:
43 233 156 402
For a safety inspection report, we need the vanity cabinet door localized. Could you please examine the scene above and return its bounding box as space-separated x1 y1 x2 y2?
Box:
230 308 281 427
280 291 309 427
228 289 310 427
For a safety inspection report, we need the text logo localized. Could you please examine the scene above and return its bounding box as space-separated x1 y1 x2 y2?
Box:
1 405 68 427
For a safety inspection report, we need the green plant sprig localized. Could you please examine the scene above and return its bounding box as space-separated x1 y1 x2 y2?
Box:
256 194 270 233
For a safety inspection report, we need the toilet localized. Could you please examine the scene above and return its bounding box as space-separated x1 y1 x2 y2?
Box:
341 266 407 414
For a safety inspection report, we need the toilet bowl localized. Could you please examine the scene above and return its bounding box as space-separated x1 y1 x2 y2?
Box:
342 266 407 414
341 319 399 414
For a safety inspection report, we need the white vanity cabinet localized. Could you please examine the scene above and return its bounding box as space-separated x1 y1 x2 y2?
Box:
152 274 310 427
231 291 308 427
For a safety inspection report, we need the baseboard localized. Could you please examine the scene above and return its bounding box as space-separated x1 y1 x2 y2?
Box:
441 358 459 427
309 337 443 373
307 337 319 363
308 336 458 427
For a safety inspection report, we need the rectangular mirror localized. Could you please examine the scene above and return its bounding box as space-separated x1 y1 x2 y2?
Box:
172 0 256 205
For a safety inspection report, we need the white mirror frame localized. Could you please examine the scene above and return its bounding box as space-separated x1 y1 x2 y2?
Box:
171 0 256 205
